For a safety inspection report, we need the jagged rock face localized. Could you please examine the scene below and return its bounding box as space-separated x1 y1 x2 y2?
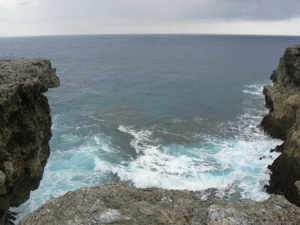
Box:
270 45 300 86
260 45 300 206
0 58 59 224
18 183 300 225
260 45 300 140
260 84 300 139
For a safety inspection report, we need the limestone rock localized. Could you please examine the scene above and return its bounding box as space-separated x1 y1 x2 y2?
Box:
260 45 300 139
270 44 300 86
0 58 59 224
260 84 300 139
0 171 5 186
18 183 300 225
260 45 300 206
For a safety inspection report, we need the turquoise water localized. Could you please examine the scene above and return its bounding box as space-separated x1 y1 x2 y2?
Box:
1 34 299 220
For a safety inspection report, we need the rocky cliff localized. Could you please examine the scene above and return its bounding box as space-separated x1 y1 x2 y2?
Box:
0 58 59 224
260 44 300 206
9 46 300 224
18 183 300 225
17 46 300 224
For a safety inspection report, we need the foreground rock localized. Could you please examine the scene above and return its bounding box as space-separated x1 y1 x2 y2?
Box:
18 183 300 225
260 45 300 205
0 58 59 224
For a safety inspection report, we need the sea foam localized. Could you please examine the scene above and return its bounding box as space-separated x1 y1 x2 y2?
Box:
12 84 282 222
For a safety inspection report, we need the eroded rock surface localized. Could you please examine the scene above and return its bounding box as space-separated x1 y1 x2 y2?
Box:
260 45 300 140
18 183 300 225
0 58 59 224
260 45 300 205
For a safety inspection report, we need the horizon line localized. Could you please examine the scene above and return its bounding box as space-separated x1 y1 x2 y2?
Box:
1 32 300 39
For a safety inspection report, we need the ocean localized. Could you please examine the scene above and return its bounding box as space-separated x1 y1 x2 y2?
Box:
1 34 299 221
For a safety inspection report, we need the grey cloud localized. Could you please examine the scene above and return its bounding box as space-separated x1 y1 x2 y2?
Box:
33 0 300 24
81 0 300 22
187 0 300 21
2 0 300 36
18 2 30 6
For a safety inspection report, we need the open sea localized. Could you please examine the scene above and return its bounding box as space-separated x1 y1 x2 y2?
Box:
1 34 299 221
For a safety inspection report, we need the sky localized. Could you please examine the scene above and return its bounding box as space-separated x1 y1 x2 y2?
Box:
1 0 300 37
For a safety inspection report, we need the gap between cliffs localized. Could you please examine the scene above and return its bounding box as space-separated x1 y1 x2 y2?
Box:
2 45 300 224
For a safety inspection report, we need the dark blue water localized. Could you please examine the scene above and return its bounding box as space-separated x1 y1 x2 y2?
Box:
1 34 299 220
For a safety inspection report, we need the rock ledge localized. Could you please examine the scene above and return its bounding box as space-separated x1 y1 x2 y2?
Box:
18 183 300 225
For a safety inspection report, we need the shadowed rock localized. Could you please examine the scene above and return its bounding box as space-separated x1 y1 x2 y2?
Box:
260 45 300 206
0 58 59 225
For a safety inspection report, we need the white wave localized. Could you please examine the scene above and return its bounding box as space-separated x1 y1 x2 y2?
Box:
242 89 262 96
13 82 282 222
96 84 282 201
11 132 114 222
172 118 186 123
95 120 281 202
193 117 204 123
242 84 264 96
118 125 154 154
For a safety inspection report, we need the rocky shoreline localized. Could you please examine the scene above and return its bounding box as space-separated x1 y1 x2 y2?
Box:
1 45 300 224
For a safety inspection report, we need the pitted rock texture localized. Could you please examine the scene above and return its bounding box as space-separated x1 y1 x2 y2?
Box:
260 45 300 140
0 58 59 224
18 183 300 225
260 45 300 206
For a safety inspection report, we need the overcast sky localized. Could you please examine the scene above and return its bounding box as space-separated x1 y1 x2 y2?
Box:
1 0 300 37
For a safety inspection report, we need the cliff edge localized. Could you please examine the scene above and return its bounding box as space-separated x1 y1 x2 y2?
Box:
18 183 300 225
260 44 300 206
0 58 59 224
